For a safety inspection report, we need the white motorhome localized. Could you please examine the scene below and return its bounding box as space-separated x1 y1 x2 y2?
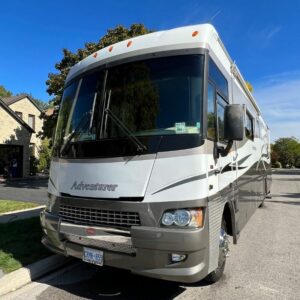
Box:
40 24 271 283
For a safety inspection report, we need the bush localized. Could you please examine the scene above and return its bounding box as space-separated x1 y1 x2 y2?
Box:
37 138 52 172
29 156 38 175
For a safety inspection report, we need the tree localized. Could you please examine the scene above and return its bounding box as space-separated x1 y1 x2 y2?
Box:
37 137 52 172
272 137 300 168
42 24 152 138
0 85 12 98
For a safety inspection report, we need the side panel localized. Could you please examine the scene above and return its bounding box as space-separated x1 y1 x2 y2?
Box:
207 194 226 273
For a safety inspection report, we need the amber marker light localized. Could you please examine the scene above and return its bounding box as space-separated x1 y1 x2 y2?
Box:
93 53 98 58
190 208 204 227
192 30 199 37
109 46 113 52
127 40 132 47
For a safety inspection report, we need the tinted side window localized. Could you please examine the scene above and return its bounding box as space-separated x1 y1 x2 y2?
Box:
209 58 228 98
217 94 227 142
255 119 260 138
207 83 216 139
245 112 254 140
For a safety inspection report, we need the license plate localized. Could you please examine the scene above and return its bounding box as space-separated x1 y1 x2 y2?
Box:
82 247 103 266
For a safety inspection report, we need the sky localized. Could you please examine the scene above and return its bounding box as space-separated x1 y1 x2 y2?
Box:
0 0 299 141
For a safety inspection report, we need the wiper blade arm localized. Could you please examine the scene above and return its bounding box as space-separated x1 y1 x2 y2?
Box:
105 107 147 153
103 90 147 153
60 111 91 156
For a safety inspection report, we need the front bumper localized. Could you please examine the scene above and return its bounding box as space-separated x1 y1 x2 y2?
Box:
40 210 209 283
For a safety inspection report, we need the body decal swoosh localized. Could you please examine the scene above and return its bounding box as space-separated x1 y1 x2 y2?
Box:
221 154 252 174
152 170 215 195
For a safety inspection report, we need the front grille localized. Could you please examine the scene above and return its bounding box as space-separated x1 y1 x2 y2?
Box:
59 205 141 228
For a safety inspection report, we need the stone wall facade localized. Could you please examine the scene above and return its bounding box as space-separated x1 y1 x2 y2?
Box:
0 106 32 177
9 97 43 158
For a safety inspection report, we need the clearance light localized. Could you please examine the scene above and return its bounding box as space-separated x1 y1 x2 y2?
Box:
109 46 113 52
127 40 132 47
93 53 98 58
192 30 199 37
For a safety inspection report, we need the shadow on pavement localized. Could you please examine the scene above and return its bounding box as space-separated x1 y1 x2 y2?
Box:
38 265 211 300
0 178 48 189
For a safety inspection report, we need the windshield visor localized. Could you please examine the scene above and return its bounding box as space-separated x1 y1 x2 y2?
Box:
54 55 204 155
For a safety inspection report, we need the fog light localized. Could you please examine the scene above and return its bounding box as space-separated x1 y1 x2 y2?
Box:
171 253 186 262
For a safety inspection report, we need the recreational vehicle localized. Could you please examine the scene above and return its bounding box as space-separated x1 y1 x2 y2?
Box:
40 24 271 283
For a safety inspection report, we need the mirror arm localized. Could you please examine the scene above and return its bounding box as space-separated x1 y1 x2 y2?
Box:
217 140 234 157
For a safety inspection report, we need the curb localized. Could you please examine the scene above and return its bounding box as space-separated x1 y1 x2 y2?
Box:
0 255 72 296
0 206 45 223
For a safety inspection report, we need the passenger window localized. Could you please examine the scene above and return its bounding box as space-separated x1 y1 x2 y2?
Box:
207 83 216 140
217 94 227 142
256 119 260 138
209 58 228 98
245 112 254 140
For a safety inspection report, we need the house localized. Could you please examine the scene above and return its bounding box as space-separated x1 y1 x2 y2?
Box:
0 94 43 178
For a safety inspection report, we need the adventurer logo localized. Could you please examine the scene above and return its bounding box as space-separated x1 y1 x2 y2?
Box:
71 181 118 192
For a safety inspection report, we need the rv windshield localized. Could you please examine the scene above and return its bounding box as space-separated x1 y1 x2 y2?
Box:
54 55 204 154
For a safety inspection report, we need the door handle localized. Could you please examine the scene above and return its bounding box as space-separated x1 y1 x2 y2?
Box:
215 168 221 174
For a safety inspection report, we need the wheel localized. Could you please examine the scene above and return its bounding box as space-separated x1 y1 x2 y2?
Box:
259 178 267 207
258 199 265 208
205 218 229 284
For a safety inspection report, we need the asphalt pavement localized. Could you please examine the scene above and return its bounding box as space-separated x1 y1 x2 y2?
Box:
2 169 300 300
0 177 48 204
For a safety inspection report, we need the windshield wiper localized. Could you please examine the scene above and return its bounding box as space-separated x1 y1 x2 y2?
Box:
60 111 91 156
103 90 147 153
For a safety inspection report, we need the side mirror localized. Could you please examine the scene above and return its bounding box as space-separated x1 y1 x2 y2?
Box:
224 104 244 141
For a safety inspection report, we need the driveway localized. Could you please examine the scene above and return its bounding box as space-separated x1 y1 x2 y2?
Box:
3 169 300 299
0 177 48 205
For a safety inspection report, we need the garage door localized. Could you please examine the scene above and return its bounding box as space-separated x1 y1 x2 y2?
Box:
0 145 23 178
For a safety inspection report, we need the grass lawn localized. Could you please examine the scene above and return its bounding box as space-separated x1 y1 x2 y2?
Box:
0 217 51 273
0 199 38 214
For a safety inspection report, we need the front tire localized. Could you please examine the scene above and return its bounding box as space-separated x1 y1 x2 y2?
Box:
205 218 229 284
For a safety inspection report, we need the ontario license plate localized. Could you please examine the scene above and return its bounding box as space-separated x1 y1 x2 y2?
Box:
82 247 103 266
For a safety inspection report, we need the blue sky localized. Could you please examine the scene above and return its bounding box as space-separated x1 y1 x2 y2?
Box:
0 0 299 141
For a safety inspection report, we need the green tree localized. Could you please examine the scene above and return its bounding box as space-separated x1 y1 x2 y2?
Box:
273 137 300 168
0 85 12 98
42 24 152 138
37 138 52 172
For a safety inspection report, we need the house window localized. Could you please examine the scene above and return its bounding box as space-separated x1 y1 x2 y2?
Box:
28 114 35 130
15 111 23 119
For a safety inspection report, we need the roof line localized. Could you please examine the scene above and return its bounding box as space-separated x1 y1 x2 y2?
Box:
3 94 43 113
0 98 35 133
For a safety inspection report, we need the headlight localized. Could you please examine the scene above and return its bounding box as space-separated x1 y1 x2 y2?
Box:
162 212 174 226
174 210 191 226
161 208 203 228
